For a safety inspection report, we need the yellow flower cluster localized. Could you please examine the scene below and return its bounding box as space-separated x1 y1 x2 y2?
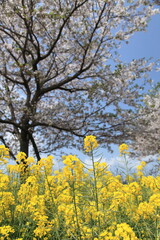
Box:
0 145 9 165
0 138 159 240
84 135 99 152
136 161 147 177
119 143 129 155
115 223 138 240
0 225 14 240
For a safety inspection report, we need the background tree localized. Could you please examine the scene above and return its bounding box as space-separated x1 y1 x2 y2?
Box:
0 0 159 161
132 87 160 156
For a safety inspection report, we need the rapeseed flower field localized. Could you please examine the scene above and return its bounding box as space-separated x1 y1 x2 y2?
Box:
0 136 159 239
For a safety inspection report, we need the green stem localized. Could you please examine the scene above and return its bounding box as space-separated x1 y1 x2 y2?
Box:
124 154 129 183
91 149 101 232
71 172 82 240
91 151 99 211
156 208 159 240
44 167 61 240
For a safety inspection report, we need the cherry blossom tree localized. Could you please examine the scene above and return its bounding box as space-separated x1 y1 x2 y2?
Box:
132 89 160 156
0 0 159 161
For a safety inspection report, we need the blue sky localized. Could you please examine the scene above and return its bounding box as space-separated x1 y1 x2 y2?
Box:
120 14 160 60
120 13 160 83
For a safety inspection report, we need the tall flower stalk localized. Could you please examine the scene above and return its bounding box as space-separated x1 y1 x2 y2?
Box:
84 135 101 232
119 143 130 183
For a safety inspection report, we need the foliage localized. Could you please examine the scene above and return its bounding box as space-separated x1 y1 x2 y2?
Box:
0 137 159 240
0 0 159 160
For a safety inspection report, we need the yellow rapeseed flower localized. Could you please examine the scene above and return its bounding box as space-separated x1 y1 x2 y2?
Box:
137 202 155 219
0 145 9 165
0 225 15 237
0 145 160 239
115 223 138 240
16 152 27 163
119 143 129 155
141 161 146 167
84 135 99 152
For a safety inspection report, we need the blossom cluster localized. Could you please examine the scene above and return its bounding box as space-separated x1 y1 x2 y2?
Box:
119 143 129 156
0 137 159 239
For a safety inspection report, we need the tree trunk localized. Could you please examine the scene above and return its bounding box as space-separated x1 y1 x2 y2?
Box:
20 129 29 157
19 128 30 182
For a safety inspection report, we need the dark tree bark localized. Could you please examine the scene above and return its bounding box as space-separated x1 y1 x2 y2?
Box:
20 129 29 157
